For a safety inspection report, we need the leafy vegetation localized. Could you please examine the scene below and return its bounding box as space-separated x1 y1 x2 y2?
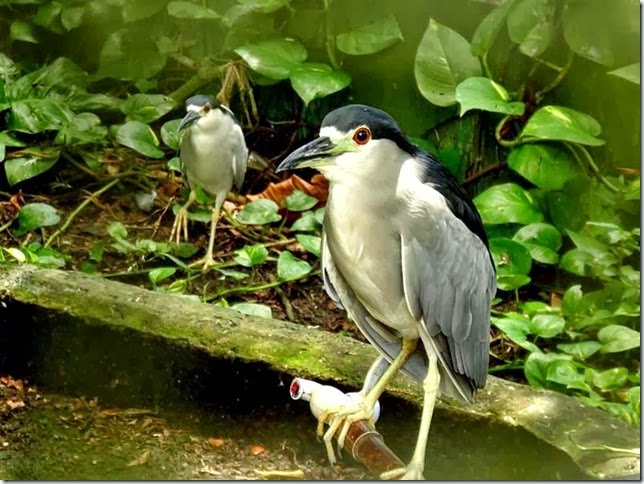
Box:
0 0 639 426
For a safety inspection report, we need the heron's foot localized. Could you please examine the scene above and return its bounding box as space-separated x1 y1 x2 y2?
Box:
188 252 217 271
169 207 190 245
315 393 377 466
379 463 425 481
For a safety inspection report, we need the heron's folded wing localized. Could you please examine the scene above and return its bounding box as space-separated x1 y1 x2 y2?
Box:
400 191 496 402
231 123 248 192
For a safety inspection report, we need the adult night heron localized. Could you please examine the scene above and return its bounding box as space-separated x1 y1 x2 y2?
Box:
276 105 496 479
170 94 248 269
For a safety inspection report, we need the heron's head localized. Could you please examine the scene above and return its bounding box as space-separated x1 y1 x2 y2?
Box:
179 95 235 132
276 104 414 181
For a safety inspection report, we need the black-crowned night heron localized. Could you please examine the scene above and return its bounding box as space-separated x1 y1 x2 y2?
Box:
276 104 496 480
170 94 248 269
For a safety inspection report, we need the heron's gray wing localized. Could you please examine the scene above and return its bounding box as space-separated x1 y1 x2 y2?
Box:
230 123 248 192
321 232 428 382
400 187 496 402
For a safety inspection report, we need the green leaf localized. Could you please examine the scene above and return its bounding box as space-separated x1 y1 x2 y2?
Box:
490 238 532 290
235 38 307 80
284 190 318 211
546 360 588 391
471 0 516 56
107 221 128 239
597 325 640 353
512 222 561 264
530 314 565 338
559 249 592 277
9 99 74 133
148 267 177 285
61 6 84 30
167 157 181 172
235 199 282 225
10 20 38 43
15 203 60 236
474 183 544 225
277 250 312 281
5 247 26 263
121 94 176 123
455 77 524 116
336 14 403 56
296 234 321 257
122 0 167 22
556 341 601 360
215 268 249 280
507 144 582 191
161 119 182 150
592 367 628 391
34 2 63 33
524 352 570 388
521 106 604 146
4 147 60 186
506 0 555 57
55 113 107 146
231 302 272 318
90 240 105 262
236 0 290 13
167 1 220 18
291 212 321 232
290 63 351 106
566 229 611 257
561 284 587 317
233 244 268 267
97 28 167 81
492 317 540 352
414 18 482 107
608 63 640 85
115 121 164 159
562 1 618 66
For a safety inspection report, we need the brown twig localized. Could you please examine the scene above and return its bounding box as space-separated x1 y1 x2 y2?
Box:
463 161 505 185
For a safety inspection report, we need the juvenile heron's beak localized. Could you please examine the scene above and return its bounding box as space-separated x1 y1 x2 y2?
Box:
178 110 200 131
276 136 349 172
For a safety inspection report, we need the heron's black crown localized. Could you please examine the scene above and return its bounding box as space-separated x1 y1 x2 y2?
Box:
322 104 415 154
185 94 219 108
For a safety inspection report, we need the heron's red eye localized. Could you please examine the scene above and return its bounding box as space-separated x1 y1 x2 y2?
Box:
353 127 371 145
203 103 211 114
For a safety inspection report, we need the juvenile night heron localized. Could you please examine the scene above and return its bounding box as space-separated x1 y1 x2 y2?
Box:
170 95 248 269
276 105 496 480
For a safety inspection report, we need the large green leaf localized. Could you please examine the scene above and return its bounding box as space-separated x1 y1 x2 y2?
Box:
336 14 403 56
296 234 321 257
9 99 74 133
455 77 524 116
15 202 60 236
161 119 182 150
10 20 38 43
492 316 540 352
289 63 350 106
524 352 571 388
122 0 167 22
414 19 482 107
284 190 318 211
55 112 108 146
115 121 164 158
233 244 268 267
236 0 291 13
530 314 565 338
561 284 588 317
4 147 61 186
235 39 307 80
277 250 312 281
608 63 640 85
546 360 589 391
556 341 602 360
474 183 544 225
592 367 629 391
521 106 604 146
512 222 561 264
597 325 640 353
235 199 282 225
562 1 618 66
471 0 516 56
506 0 555 57
97 28 167 81
167 1 220 19
507 143 582 190
121 94 176 123
490 237 532 290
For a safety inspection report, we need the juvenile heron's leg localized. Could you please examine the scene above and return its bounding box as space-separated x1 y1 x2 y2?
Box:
169 189 196 244
380 354 440 480
189 194 225 271
317 338 418 464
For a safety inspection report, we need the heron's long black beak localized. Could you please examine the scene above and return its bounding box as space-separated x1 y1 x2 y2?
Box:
178 110 200 131
276 136 336 172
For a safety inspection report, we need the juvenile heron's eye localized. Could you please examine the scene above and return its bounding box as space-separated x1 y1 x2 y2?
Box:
353 127 371 145
203 103 211 114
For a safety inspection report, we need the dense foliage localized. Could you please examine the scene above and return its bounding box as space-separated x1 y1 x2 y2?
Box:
0 0 639 425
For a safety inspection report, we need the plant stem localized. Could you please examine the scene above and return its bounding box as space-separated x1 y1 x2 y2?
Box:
482 52 493 79
565 143 619 193
206 269 319 301
535 49 575 100
324 0 339 70
494 115 522 147
0 216 17 234
44 178 121 249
